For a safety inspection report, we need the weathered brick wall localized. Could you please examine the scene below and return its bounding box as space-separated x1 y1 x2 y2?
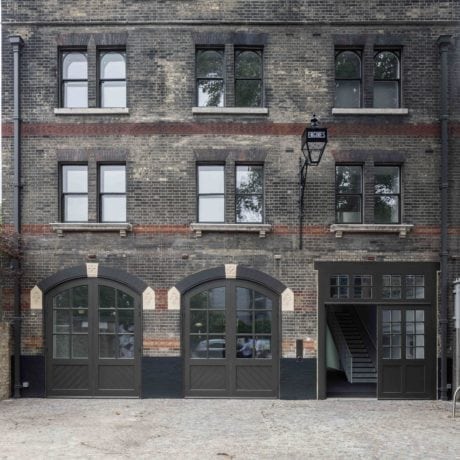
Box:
2 0 458 23
0 322 11 400
0 1 459 363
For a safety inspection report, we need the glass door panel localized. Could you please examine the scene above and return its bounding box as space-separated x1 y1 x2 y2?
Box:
235 288 273 359
52 285 88 359
98 285 135 359
189 287 226 359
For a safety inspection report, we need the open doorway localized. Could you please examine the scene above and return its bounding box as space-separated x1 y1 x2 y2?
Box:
326 305 377 397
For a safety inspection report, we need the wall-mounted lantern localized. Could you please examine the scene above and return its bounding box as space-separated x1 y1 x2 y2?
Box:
299 115 328 249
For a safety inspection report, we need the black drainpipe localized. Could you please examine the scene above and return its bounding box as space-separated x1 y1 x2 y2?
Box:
9 35 24 399
438 35 452 401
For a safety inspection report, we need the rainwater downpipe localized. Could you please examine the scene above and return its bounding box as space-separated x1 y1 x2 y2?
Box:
438 35 452 401
9 35 24 398
454 279 460 391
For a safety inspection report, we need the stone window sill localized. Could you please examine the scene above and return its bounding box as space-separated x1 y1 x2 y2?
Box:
51 222 132 237
190 223 272 238
332 108 409 116
330 224 413 238
54 108 130 115
192 107 269 115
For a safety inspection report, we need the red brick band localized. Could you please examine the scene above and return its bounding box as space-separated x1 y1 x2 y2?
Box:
2 121 457 138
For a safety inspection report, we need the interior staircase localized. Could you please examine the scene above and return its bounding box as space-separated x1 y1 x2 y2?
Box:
328 308 377 384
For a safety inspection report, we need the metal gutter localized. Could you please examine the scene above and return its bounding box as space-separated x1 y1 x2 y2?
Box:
9 35 24 399
438 35 453 401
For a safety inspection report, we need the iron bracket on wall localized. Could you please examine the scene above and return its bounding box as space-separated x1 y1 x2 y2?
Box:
298 157 309 250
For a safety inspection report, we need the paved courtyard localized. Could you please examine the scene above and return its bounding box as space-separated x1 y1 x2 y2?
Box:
0 398 459 459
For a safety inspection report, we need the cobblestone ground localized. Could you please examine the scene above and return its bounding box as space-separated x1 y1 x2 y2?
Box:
0 398 459 459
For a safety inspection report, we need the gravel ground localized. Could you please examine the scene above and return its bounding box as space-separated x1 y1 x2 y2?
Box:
0 398 459 459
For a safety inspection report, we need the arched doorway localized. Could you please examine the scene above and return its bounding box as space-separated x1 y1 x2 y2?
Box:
45 279 141 397
183 279 279 397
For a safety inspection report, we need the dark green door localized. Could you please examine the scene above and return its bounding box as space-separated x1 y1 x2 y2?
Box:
378 306 435 399
184 280 279 397
46 279 141 397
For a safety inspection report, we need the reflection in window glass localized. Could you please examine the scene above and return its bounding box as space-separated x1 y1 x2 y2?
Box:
98 286 135 359
52 285 89 359
190 287 226 359
235 287 272 359
353 275 373 299
330 275 349 299
382 275 402 299
382 309 402 360
406 309 425 359
336 165 362 223
374 50 400 108
406 275 425 299
335 50 361 108
235 49 263 107
236 165 263 223
196 49 225 107
375 166 400 224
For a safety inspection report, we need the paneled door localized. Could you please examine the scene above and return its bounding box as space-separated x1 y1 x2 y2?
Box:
46 279 141 397
378 306 435 399
184 280 279 397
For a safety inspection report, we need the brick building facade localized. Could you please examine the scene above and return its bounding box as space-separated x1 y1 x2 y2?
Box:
1 1 459 399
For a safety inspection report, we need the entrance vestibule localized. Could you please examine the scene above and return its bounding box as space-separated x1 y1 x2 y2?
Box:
327 304 377 397
316 262 438 400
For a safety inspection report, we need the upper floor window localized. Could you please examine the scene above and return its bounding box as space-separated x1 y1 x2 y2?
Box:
99 51 127 108
374 166 401 224
373 50 401 108
99 165 127 222
196 49 225 107
61 52 88 108
61 165 88 222
235 165 263 223
197 165 225 222
335 165 362 223
334 50 362 108
235 49 263 107
195 47 264 108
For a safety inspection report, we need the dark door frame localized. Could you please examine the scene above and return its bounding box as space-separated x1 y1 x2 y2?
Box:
182 279 280 398
315 261 438 400
377 304 436 399
45 278 142 397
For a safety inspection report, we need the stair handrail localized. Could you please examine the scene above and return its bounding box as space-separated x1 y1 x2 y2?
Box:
453 386 460 418
328 311 354 383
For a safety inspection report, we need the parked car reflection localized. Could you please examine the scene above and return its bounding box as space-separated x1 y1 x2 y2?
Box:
191 338 226 358
191 337 271 359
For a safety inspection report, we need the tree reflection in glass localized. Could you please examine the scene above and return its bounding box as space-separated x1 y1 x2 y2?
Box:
236 165 263 223
335 165 362 223
196 49 224 107
374 51 400 108
335 50 361 108
374 166 400 223
235 49 263 107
